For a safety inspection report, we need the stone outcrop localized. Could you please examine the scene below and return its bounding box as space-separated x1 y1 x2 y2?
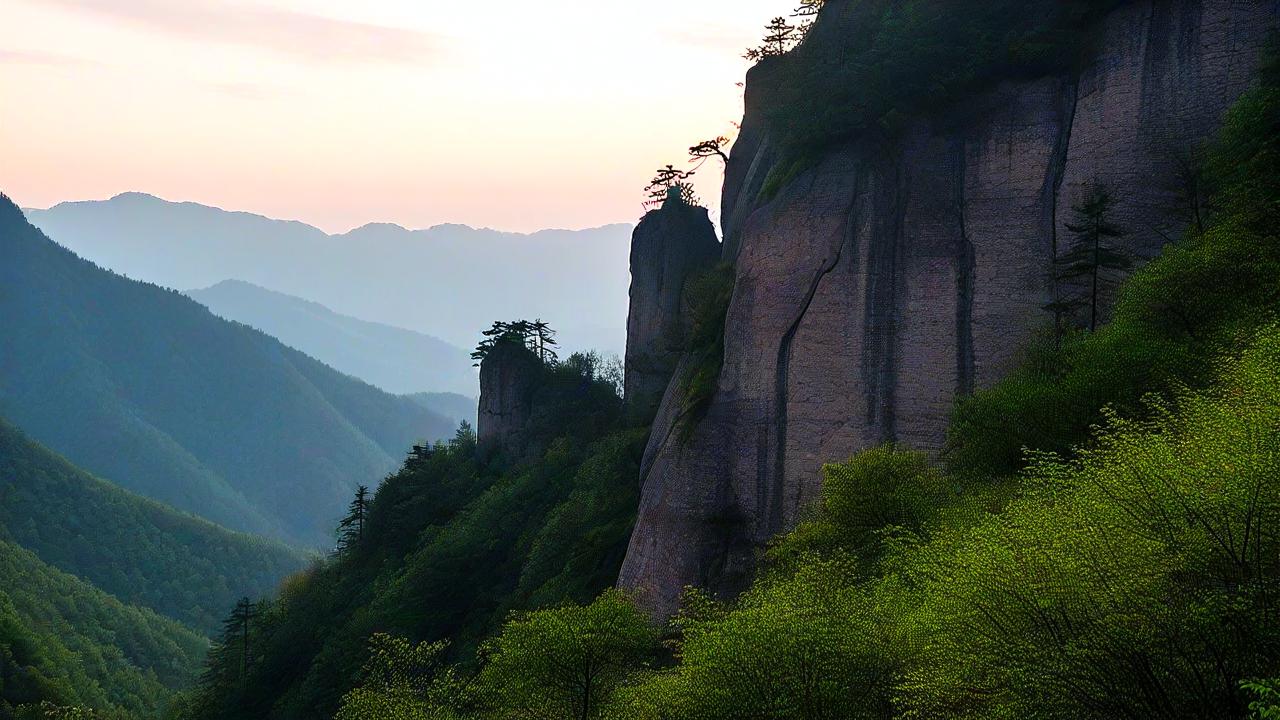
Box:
620 0 1280 616
624 201 721 418
477 340 542 462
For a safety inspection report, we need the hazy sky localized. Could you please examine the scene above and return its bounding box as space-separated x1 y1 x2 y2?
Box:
1 0 785 232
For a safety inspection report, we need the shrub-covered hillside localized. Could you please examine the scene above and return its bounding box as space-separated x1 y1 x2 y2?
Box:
0 420 309 637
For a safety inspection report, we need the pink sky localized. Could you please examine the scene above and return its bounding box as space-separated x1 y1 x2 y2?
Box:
0 0 787 232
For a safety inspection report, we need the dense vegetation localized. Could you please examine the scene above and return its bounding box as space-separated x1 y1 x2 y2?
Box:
0 198 456 547
225 32 1280 720
0 419 308 636
753 0 1125 195
176 349 644 719
0 539 206 719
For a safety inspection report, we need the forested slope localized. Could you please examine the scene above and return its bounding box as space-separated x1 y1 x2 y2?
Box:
0 420 309 636
178 352 643 720
0 540 206 719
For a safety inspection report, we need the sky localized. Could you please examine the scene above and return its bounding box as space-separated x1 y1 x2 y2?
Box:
0 0 786 232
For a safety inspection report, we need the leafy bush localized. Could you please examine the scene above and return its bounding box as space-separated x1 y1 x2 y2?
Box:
474 590 657 720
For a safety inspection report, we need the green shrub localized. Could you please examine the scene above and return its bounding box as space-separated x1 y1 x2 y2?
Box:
677 263 736 440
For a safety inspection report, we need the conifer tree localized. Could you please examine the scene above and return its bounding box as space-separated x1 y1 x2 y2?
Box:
744 16 799 62
688 137 730 167
530 319 559 364
644 165 697 209
1051 185 1133 332
204 597 256 700
337 485 369 553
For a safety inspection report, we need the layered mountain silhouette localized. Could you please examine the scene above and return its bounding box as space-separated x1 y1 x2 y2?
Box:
188 279 476 396
0 193 454 547
25 192 633 357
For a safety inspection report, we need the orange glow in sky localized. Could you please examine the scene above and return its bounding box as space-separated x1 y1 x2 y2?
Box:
0 0 787 232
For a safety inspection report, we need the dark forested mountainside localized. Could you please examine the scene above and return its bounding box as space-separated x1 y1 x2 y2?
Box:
0 196 456 547
187 280 476 396
0 419 309 636
0 539 206 719
178 349 643 720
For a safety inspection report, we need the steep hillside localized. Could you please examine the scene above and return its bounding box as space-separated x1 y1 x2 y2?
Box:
178 348 641 720
0 196 455 547
187 280 475 396
622 0 1280 613
0 539 206 719
0 419 309 636
24 193 633 357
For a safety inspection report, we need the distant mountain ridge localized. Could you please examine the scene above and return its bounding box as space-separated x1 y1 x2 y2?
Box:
0 193 455 547
188 279 477 396
24 192 633 357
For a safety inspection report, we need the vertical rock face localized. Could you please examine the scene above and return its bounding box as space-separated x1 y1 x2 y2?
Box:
620 0 1280 617
477 341 542 462
624 202 721 418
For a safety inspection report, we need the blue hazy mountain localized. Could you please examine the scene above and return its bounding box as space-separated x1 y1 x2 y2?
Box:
0 193 455 548
188 279 477 396
25 192 633 358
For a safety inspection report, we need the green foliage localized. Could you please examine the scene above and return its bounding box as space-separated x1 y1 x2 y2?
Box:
617 561 911 720
1050 184 1133 332
0 420 307 636
764 446 955 573
335 635 463 720
474 590 657 720
324 62 1280 720
1244 679 1280 720
900 331 1280 718
676 263 736 439
0 540 206 719
177 358 644 720
945 59 1280 480
0 198 456 547
758 0 1123 156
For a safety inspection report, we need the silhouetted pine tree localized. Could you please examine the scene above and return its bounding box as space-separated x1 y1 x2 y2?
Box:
337 486 369 553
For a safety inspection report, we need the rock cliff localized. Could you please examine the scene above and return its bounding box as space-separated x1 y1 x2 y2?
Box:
477 340 542 462
624 201 721 418
620 0 1280 616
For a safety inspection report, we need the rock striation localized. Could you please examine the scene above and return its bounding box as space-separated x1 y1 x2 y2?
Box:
620 0 1280 616
624 201 721 419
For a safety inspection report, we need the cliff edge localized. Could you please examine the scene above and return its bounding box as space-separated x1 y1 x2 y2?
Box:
620 0 1280 616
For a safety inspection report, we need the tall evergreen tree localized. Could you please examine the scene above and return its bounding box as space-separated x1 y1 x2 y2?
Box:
530 319 560 364
744 17 799 62
1051 185 1133 332
337 486 369 553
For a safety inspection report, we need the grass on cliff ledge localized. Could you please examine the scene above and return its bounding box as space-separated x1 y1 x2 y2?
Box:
677 262 736 440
